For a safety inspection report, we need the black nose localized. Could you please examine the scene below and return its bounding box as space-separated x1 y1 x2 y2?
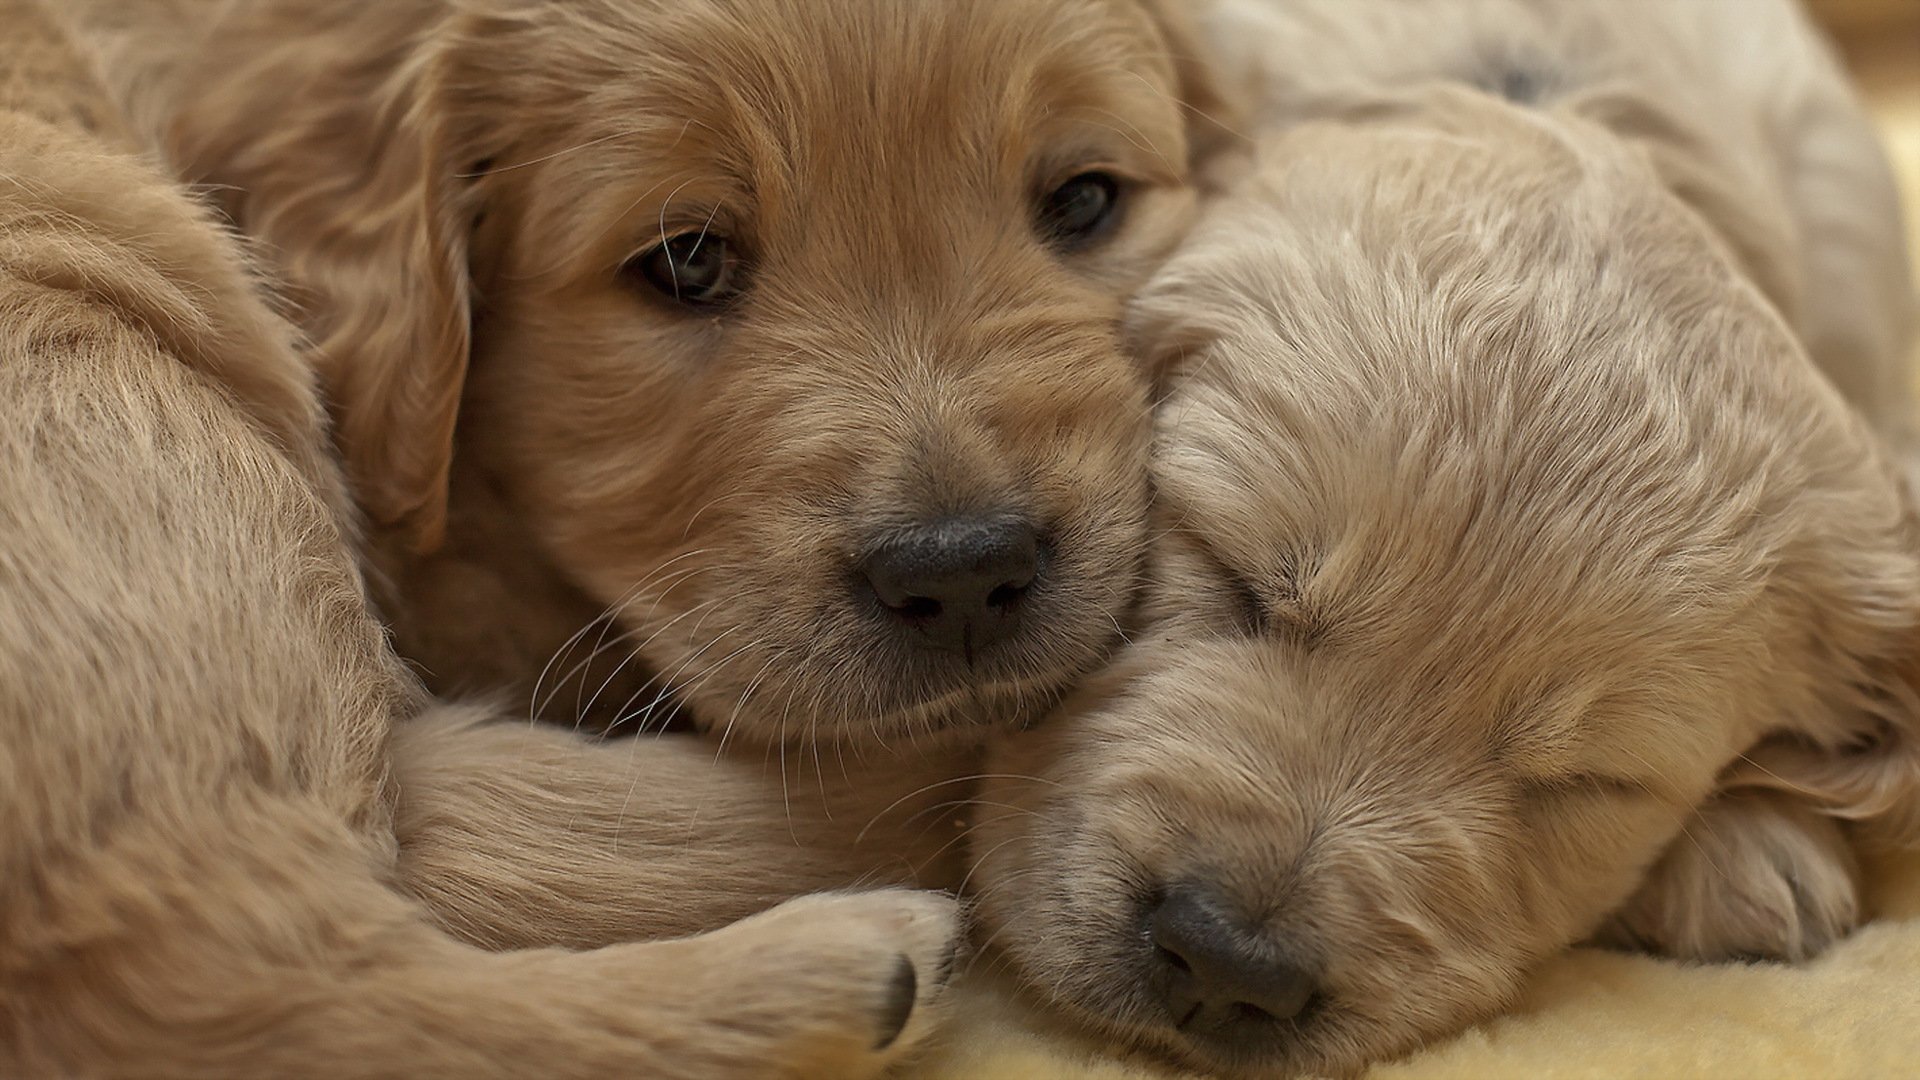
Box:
1149 885 1319 1044
860 515 1042 656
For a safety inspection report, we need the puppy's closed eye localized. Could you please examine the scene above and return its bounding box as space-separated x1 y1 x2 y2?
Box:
1221 568 1272 637
1194 539 1322 644
1518 769 1650 800
1172 528 1269 637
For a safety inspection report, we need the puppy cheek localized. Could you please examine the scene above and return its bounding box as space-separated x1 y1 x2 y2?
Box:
972 738 1074 887
1314 812 1583 1064
972 745 1117 914
1078 184 1204 296
988 350 1151 536
1296 908 1517 1070
1513 784 1693 949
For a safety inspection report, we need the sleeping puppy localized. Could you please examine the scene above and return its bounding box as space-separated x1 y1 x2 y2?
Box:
1163 0 1920 968
967 20 1920 1080
61 0 1228 747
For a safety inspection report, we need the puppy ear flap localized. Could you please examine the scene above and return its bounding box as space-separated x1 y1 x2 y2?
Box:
1561 88 1803 320
157 27 485 553
287 58 480 553
1722 574 1920 847
1726 708 1920 847
1132 0 1245 172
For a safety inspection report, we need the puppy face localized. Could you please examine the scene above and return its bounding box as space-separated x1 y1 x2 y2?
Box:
449 0 1200 743
212 0 1226 745
970 97 1920 1076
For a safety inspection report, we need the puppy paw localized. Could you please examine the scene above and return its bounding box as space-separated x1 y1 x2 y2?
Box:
1596 791 1861 962
691 888 964 1078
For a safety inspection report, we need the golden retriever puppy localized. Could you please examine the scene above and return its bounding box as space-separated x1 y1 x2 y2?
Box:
1187 0 1920 969
967 70 1920 1080
1195 0 1916 451
3 0 1227 1074
60 0 1227 746
2 5 969 1077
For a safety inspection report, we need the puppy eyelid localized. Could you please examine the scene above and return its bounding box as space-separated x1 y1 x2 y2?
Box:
1182 531 1270 636
620 227 747 311
1034 170 1127 251
1227 572 1270 636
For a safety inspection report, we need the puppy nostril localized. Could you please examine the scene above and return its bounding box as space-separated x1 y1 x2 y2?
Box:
891 595 943 621
1157 945 1192 975
871 954 918 1052
1233 1001 1277 1025
985 581 1027 611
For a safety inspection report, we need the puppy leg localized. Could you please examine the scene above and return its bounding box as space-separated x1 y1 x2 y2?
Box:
1595 790 1861 962
390 706 980 949
12 795 962 1079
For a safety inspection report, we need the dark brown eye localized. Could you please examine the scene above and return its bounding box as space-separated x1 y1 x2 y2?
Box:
1037 171 1122 248
623 231 742 309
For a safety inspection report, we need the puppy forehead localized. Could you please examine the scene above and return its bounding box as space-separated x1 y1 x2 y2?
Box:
541 0 1187 204
1135 139 1767 711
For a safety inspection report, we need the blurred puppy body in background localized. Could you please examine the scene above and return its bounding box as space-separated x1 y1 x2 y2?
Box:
1199 0 1915 451
970 0 1920 1075
2 0 1226 1074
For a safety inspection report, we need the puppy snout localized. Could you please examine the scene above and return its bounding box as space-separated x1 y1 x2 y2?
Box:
859 514 1043 656
1149 885 1320 1043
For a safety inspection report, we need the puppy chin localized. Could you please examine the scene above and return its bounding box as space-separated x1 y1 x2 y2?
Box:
861 674 1072 747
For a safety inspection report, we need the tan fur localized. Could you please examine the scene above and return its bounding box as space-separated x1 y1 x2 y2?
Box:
0 0 1227 1073
0 4 977 1075
50 0 1225 746
1193 0 1916 448
966 1 1920 1073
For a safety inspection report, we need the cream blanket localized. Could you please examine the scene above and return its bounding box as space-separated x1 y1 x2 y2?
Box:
908 850 1920 1078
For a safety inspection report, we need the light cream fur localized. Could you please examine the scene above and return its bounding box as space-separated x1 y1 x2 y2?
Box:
1190 0 1920 970
0 0 1228 1073
966 0 1920 1074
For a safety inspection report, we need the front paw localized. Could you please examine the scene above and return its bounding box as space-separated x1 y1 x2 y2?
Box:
694 888 964 1077
1597 791 1861 962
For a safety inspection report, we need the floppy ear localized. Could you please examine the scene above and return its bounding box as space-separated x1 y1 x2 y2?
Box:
1560 87 1803 321
135 11 490 552
1726 649 1920 846
1720 479 1920 846
304 78 477 554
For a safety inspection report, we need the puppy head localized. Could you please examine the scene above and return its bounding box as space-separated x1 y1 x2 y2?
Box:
181 0 1232 745
970 94 1920 1075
